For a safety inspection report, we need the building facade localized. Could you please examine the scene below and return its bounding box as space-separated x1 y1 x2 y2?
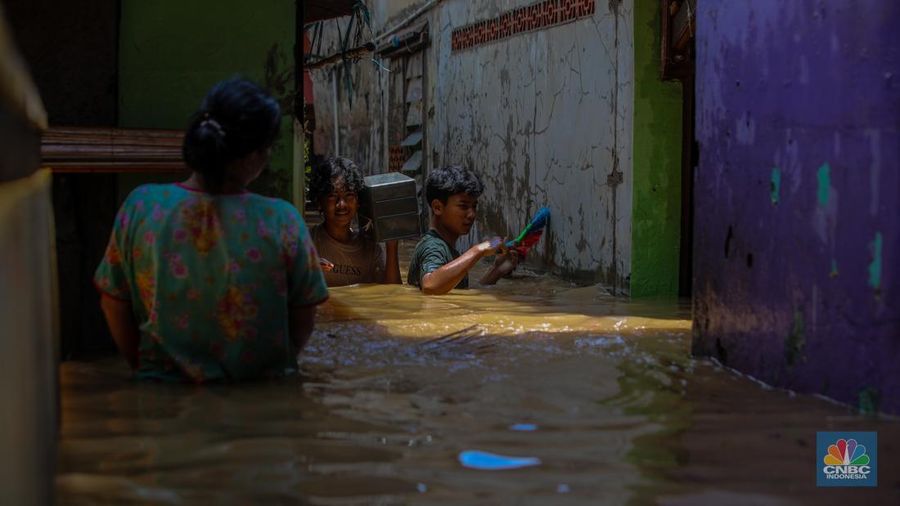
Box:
307 0 686 296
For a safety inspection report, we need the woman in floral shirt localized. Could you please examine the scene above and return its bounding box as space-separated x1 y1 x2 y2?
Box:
94 78 328 381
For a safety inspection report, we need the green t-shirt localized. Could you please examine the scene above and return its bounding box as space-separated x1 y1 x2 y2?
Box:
407 229 468 290
94 183 329 382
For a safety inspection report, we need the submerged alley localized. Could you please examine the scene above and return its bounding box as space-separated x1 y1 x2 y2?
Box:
1 0 898 504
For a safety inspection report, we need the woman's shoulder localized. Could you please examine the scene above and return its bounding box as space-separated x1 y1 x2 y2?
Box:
244 196 312 242
126 182 173 198
119 183 183 209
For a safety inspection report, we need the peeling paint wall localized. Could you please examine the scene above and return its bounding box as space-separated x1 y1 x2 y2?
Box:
309 58 387 173
312 0 635 290
436 0 633 290
693 1 900 413
307 0 414 171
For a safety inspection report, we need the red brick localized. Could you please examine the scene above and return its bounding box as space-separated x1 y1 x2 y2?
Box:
452 0 594 52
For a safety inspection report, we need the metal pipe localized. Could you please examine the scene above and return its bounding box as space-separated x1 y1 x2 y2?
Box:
372 0 441 44
331 68 339 155
381 63 390 173
304 42 375 70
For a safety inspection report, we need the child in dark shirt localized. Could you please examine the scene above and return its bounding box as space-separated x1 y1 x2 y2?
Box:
408 165 518 294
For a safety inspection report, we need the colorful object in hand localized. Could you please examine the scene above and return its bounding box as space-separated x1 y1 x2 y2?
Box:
505 207 550 256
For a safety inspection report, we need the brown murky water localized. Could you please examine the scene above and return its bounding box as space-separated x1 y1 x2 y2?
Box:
57 249 900 505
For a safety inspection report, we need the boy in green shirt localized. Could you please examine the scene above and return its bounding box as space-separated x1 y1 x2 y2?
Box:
408 165 519 294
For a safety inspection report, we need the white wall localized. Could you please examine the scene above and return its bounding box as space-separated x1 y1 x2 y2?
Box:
310 0 634 290
432 0 633 289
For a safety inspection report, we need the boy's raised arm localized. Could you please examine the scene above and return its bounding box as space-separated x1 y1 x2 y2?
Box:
479 250 520 285
421 240 495 295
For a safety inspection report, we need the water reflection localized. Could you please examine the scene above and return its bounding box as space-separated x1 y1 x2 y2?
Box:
57 255 900 505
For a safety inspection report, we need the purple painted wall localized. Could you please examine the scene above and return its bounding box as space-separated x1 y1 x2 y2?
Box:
693 1 899 413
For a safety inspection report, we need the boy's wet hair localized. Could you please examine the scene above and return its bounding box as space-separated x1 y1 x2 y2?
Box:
308 156 366 204
425 165 484 205
182 77 281 193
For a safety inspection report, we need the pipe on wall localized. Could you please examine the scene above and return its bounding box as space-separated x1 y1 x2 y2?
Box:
372 0 442 44
331 67 339 155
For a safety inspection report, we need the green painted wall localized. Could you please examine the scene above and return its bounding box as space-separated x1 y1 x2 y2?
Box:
630 0 683 297
118 0 296 200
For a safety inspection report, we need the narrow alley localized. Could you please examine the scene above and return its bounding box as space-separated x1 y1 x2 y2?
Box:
0 1 896 505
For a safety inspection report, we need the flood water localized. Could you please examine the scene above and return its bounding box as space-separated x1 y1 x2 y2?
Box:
57 247 899 505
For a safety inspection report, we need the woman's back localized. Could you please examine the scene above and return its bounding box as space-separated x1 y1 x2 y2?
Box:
94 182 328 381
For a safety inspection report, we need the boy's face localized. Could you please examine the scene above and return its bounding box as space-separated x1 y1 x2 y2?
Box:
433 192 478 236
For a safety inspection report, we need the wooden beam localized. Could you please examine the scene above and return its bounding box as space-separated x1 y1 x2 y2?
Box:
41 126 187 173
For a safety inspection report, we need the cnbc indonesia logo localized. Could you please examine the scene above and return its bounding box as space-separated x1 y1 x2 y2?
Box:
817 433 877 487
823 438 870 478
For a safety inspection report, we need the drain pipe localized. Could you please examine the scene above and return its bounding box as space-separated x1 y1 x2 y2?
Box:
373 0 442 44
331 67 339 155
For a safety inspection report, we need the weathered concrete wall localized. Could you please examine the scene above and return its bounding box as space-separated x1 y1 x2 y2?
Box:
306 2 401 173
693 0 900 413
630 0 682 298
435 0 633 290
308 49 388 173
312 0 635 290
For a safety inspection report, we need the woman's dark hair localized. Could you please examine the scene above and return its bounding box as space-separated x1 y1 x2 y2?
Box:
425 165 484 205
182 77 281 192
308 156 366 204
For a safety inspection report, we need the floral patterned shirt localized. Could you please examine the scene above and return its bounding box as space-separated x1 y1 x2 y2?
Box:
94 183 328 382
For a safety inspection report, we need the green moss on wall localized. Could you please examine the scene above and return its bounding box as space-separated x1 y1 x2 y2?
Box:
630 0 683 297
118 0 296 200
